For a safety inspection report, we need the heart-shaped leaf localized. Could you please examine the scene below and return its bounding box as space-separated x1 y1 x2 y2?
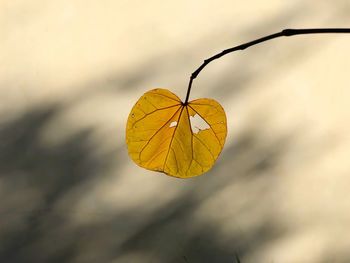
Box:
126 88 227 178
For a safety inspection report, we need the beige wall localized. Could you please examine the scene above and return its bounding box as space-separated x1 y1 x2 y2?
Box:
1 1 350 262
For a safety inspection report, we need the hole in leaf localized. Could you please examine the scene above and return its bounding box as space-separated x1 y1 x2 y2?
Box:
169 121 177 127
189 114 210 134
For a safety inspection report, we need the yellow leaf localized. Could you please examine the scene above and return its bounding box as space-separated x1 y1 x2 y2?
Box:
126 88 227 178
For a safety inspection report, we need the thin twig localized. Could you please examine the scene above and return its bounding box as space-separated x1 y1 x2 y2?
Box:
184 28 350 104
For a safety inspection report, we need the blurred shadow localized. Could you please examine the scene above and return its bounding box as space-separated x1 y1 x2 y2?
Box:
0 103 294 263
114 125 294 263
0 105 344 262
0 104 122 262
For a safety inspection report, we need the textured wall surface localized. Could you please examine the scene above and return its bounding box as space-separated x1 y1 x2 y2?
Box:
1 1 350 262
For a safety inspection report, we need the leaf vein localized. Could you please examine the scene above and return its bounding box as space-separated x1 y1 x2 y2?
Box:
139 107 182 161
131 104 181 128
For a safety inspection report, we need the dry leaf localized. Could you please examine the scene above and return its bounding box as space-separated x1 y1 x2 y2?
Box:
126 88 227 178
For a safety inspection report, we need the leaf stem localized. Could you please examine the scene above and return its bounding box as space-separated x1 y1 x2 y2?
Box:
184 28 350 104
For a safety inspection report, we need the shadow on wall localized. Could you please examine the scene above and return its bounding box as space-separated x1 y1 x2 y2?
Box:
1 3 349 262
0 105 122 262
0 102 297 263
116 125 295 263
